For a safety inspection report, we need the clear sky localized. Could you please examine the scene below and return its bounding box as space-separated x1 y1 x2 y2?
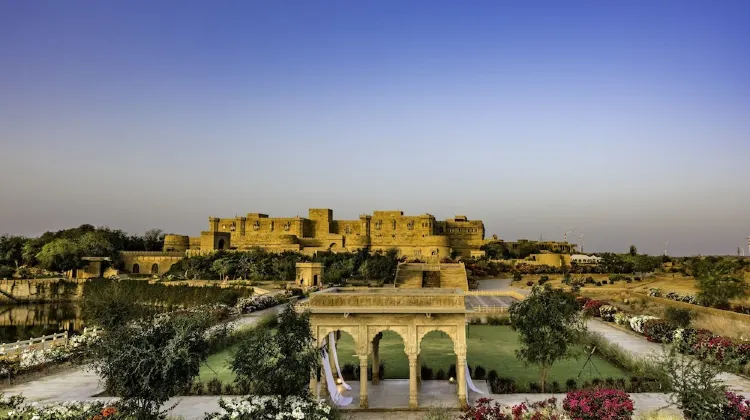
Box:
1 0 749 256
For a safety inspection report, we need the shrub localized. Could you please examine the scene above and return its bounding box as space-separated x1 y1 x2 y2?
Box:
421 365 434 380
190 381 205 396
563 389 634 420
585 277 595 284
473 365 486 380
575 296 591 309
223 383 234 395
602 280 608 285
526 280 534 287
583 300 605 317
550 380 561 392
599 305 618 322
664 307 694 328
565 378 577 391
629 315 659 334
723 391 750 419
487 375 516 393
596 281 602 286
341 363 357 381
528 381 541 392
648 288 662 297
207 378 224 395
436 369 446 380
538 275 550 285
460 397 568 420
643 319 677 343
614 312 629 326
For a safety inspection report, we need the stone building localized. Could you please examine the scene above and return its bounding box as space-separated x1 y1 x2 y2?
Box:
119 208 486 276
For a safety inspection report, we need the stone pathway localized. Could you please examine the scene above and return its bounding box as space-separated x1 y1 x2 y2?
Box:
587 318 750 393
1 305 287 401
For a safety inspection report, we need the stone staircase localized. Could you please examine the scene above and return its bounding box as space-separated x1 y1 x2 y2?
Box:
394 262 469 291
394 267 422 288
438 264 469 291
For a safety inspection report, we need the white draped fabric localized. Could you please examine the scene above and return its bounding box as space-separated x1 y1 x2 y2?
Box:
321 350 353 407
465 364 484 394
328 332 352 390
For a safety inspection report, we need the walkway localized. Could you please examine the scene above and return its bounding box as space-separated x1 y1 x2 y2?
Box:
1 304 286 402
587 318 750 393
475 278 530 295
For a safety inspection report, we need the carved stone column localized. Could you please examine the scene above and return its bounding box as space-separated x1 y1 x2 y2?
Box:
371 336 380 385
457 354 467 408
408 353 418 408
359 354 368 408
416 354 422 384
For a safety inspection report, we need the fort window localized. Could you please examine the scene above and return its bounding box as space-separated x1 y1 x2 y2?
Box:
151 263 159 274
392 220 396 230
218 239 225 250
132 263 140 274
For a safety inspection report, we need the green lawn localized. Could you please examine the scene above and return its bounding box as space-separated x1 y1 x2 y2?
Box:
198 325 628 385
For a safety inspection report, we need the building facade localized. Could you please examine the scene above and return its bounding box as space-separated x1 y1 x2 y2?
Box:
167 208 486 259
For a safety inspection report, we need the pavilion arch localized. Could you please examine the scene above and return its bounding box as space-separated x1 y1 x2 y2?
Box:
416 325 460 355
132 263 140 274
151 263 159 274
315 325 361 354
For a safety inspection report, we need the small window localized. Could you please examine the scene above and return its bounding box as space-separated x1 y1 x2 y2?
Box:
151 263 159 274
132 263 140 274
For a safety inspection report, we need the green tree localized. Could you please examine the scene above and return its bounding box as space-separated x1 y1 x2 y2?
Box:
211 258 233 281
629 245 638 256
90 311 214 417
694 259 747 308
657 345 728 420
508 285 585 391
0 235 27 269
232 305 319 397
82 280 141 331
35 238 82 272
143 228 165 251
77 231 117 259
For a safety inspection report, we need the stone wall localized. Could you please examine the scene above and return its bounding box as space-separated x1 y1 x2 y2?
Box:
120 251 185 275
0 279 85 303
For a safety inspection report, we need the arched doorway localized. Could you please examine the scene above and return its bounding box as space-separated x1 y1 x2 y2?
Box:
418 329 457 383
151 263 159 274
314 329 359 402
217 239 225 250
132 263 140 274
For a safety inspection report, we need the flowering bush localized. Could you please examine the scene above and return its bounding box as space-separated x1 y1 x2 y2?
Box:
203 396 335 420
723 392 750 419
648 288 662 297
460 397 571 420
614 313 629 326
583 300 606 317
599 305 619 322
0 328 101 379
0 395 121 420
235 294 283 314
575 296 591 309
642 319 677 343
692 333 750 366
628 315 658 334
562 389 634 420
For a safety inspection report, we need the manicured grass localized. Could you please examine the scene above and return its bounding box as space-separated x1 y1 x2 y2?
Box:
198 344 239 383
335 326 628 384
198 325 629 386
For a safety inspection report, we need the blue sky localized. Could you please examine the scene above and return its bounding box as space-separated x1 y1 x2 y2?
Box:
1 1 749 255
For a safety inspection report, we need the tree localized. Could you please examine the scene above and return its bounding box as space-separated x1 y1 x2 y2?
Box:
629 245 638 256
693 259 747 308
82 280 140 331
143 229 165 251
0 235 27 269
35 238 82 272
232 305 319 397
77 231 117 259
90 311 214 417
211 258 233 281
508 284 585 391
656 345 728 420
